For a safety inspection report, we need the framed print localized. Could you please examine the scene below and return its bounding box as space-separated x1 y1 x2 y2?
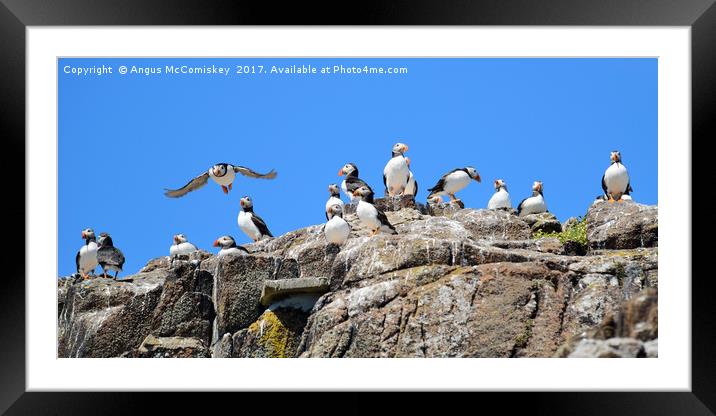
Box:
2 0 714 414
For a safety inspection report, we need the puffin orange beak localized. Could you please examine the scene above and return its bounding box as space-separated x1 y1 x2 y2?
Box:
403 144 409 153
475 174 482 183
338 169 345 176
81 232 85 238
212 240 219 247
352 189 360 197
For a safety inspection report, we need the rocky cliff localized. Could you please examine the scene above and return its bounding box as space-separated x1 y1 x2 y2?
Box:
58 199 658 358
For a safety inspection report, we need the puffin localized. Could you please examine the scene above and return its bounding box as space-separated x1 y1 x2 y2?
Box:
517 181 547 216
601 150 632 202
76 228 99 279
352 186 397 236
96 232 126 279
338 163 373 202
427 166 481 202
324 204 351 245
238 196 273 241
164 163 277 198
487 179 512 210
383 142 411 196
169 234 198 262
325 184 344 220
213 235 250 257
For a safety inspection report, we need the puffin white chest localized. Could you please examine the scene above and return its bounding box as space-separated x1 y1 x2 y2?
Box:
488 189 512 209
218 247 246 258
170 242 197 257
210 168 235 186
238 211 261 240
356 200 381 230
443 171 471 195
519 194 547 216
383 156 410 195
325 196 344 217
604 163 629 195
325 216 351 244
79 242 98 272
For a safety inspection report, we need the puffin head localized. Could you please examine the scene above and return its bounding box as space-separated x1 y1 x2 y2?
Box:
427 195 443 205
465 166 481 182
352 186 373 200
212 164 228 177
328 183 341 196
392 142 409 157
610 150 622 164
239 196 253 210
494 179 507 191
338 163 357 177
533 181 544 194
328 204 344 218
97 232 113 248
173 234 188 245
81 228 95 240
213 235 236 248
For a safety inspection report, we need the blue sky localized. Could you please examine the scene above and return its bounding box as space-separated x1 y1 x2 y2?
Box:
58 58 657 276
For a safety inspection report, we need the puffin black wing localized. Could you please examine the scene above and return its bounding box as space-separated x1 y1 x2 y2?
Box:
428 168 461 194
626 182 633 194
251 214 273 238
97 246 125 269
414 179 419 195
75 251 81 273
345 176 373 194
237 245 250 254
376 208 397 234
517 197 528 215
601 174 608 197
233 165 277 179
164 171 210 198
383 173 387 191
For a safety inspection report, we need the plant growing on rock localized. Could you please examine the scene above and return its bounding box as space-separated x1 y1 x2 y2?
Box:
534 216 588 255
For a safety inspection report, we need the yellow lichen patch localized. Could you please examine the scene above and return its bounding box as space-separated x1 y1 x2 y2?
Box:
250 310 291 358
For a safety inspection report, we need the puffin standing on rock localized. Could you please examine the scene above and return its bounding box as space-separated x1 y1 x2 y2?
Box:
324 204 351 245
169 234 198 264
427 166 481 202
383 142 411 197
76 228 99 279
213 235 249 257
164 163 277 197
352 186 398 236
517 181 547 216
338 163 373 202
487 179 512 210
325 184 344 220
601 150 632 202
238 196 273 242
96 232 126 279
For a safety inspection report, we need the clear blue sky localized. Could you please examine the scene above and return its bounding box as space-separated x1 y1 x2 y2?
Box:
58 58 657 276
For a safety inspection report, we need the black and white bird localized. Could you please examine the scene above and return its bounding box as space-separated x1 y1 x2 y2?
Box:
169 234 198 258
487 179 512 210
164 163 277 198
383 142 411 197
213 235 250 258
76 228 98 279
338 163 373 202
517 181 547 216
324 204 351 245
325 184 344 220
352 186 397 236
96 232 126 279
427 167 481 202
404 170 418 197
601 150 632 202
238 196 273 242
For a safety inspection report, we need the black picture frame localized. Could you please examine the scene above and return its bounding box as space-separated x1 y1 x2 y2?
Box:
2 0 712 414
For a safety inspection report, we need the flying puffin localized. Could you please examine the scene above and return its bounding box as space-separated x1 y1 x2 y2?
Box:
601 150 632 202
487 179 512 210
427 166 481 202
169 234 198 262
164 163 277 198
383 142 411 197
76 228 99 279
213 235 250 257
338 163 373 202
517 181 547 216
96 232 126 279
324 204 351 245
352 186 397 236
238 196 273 242
325 184 344 220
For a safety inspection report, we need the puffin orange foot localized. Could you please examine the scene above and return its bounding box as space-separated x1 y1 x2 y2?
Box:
228 183 232 190
221 185 229 194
